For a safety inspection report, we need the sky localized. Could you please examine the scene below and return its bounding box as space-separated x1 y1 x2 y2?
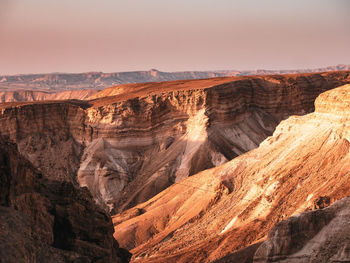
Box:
0 0 349 75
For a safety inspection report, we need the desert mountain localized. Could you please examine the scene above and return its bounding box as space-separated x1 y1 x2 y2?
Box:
112 85 350 262
0 72 349 215
0 64 349 92
0 136 131 263
0 89 99 103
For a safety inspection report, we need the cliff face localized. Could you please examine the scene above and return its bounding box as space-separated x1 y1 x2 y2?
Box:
0 101 88 183
0 136 130 263
0 72 349 213
111 85 350 262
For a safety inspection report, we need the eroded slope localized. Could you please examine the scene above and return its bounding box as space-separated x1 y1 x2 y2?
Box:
112 85 350 262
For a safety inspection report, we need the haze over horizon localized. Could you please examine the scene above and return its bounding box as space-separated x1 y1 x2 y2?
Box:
0 0 349 75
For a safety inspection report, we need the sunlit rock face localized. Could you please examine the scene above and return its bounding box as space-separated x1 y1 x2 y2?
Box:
0 136 130 263
0 72 349 213
112 85 350 263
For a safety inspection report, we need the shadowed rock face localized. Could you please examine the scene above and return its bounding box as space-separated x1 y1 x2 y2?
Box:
0 72 349 213
254 197 350 263
0 136 131 263
215 196 350 263
111 85 350 263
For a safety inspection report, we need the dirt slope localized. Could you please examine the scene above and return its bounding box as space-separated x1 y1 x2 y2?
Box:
112 85 350 262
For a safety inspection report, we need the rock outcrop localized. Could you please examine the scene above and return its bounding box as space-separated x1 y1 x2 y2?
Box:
111 85 350 262
0 136 131 263
254 196 350 263
0 72 349 213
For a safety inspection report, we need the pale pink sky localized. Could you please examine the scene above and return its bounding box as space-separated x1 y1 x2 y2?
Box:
0 0 349 75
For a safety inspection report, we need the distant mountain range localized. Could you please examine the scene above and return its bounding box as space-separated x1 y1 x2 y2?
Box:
0 64 349 92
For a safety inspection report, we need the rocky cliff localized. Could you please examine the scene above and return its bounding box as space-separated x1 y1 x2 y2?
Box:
0 136 131 263
111 84 350 262
0 72 349 214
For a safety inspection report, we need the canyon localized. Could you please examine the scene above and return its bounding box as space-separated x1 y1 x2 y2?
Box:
113 84 350 262
0 72 349 263
0 71 348 214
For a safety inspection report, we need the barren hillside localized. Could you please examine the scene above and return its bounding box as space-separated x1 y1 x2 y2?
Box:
112 85 350 262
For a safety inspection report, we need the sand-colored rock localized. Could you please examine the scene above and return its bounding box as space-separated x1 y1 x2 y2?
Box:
112 85 350 262
0 72 349 213
0 136 130 263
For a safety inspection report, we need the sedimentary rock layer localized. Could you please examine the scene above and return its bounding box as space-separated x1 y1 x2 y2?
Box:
112 85 350 262
0 72 349 213
0 136 130 263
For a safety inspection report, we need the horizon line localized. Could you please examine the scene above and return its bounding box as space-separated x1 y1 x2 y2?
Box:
1 63 349 77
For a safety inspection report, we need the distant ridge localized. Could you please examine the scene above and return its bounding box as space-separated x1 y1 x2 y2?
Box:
0 89 99 103
0 64 349 92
